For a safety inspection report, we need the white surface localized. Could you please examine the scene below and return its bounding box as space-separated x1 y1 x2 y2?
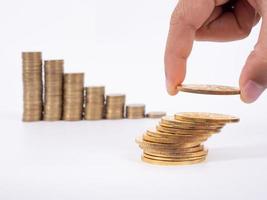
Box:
0 0 267 199
1 112 267 200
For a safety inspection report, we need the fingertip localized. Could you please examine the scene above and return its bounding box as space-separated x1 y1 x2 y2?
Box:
164 56 186 96
240 93 253 104
167 87 178 96
166 80 178 96
240 80 265 104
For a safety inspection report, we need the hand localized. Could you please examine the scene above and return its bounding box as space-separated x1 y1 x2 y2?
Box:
164 0 267 103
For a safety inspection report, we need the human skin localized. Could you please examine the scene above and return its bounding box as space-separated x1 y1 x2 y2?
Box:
164 0 267 103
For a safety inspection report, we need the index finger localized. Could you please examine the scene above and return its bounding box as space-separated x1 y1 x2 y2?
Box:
164 0 228 95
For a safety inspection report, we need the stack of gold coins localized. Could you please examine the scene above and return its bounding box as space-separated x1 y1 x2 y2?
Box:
126 104 145 119
43 60 64 121
22 52 43 122
105 94 126 119
63 73 84 121
84 86 105 120
136 112 239 166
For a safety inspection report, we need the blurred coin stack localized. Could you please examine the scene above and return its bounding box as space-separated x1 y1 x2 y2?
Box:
84 86 105 120
63 73 84 121
105 94 126 119
22 52 43 122
126 104 145 119
43 60 64 121
136 112 239 166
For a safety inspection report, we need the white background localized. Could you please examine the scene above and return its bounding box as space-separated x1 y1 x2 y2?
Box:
0 0 267 199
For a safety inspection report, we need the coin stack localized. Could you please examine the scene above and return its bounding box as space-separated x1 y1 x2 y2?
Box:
44 60 64 121
136 112 239 166
105 94 126 119
126 104 145 119
63 73 84 121
84 86 105 120
22 52 43 122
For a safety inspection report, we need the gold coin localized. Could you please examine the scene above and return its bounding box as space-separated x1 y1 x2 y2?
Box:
143 133 206 144
177 84 240 95
44 60 64 65
144 148 207 157
105 116 124 120
136 136 201 148
85 109 104 114
160 120 224 131
43 114 62 121
126 104 145 109
85 86 105 95
106 94 126 105
175 112 240 123
141 156 206 166
160 122 223 131
85 105 104 109
161 116 225 128
23 117 42 122
22 52 42 60
63 117 82 121
84 116 103 120
143 153 206 161
140 144 204 153
143 147 206 156
146 129 210 141
126 115 145 119
106 93 125 98
64 73 84 84
106 109 124 114
156 125 219 135
146 111 166 118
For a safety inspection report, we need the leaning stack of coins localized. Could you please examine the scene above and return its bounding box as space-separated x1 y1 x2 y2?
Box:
105 94 126 119
126 104 145 119
136 112 239 166
84 86 105 120
22 52 43 122
43 60 64 121
63 73 84 121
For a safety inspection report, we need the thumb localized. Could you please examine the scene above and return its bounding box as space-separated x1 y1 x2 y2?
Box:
240 18 267 103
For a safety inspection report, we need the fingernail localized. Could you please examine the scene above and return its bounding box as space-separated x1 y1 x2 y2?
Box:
242 80 265 103
166 80 177 96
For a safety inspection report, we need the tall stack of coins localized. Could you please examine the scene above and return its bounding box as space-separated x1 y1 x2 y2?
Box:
44 60 64 121
63 73 84 121
84 86 105 120
126 104 145 119
22 52 43 121
136 112 239 166
105 94 126 119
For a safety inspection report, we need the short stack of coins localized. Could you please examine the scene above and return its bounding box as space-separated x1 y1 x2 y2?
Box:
22 52 43 121
105 94 126 119
136 112 239 166
84 86 105 120
44 60 64 121
126 104 145 119
63 73 84 121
